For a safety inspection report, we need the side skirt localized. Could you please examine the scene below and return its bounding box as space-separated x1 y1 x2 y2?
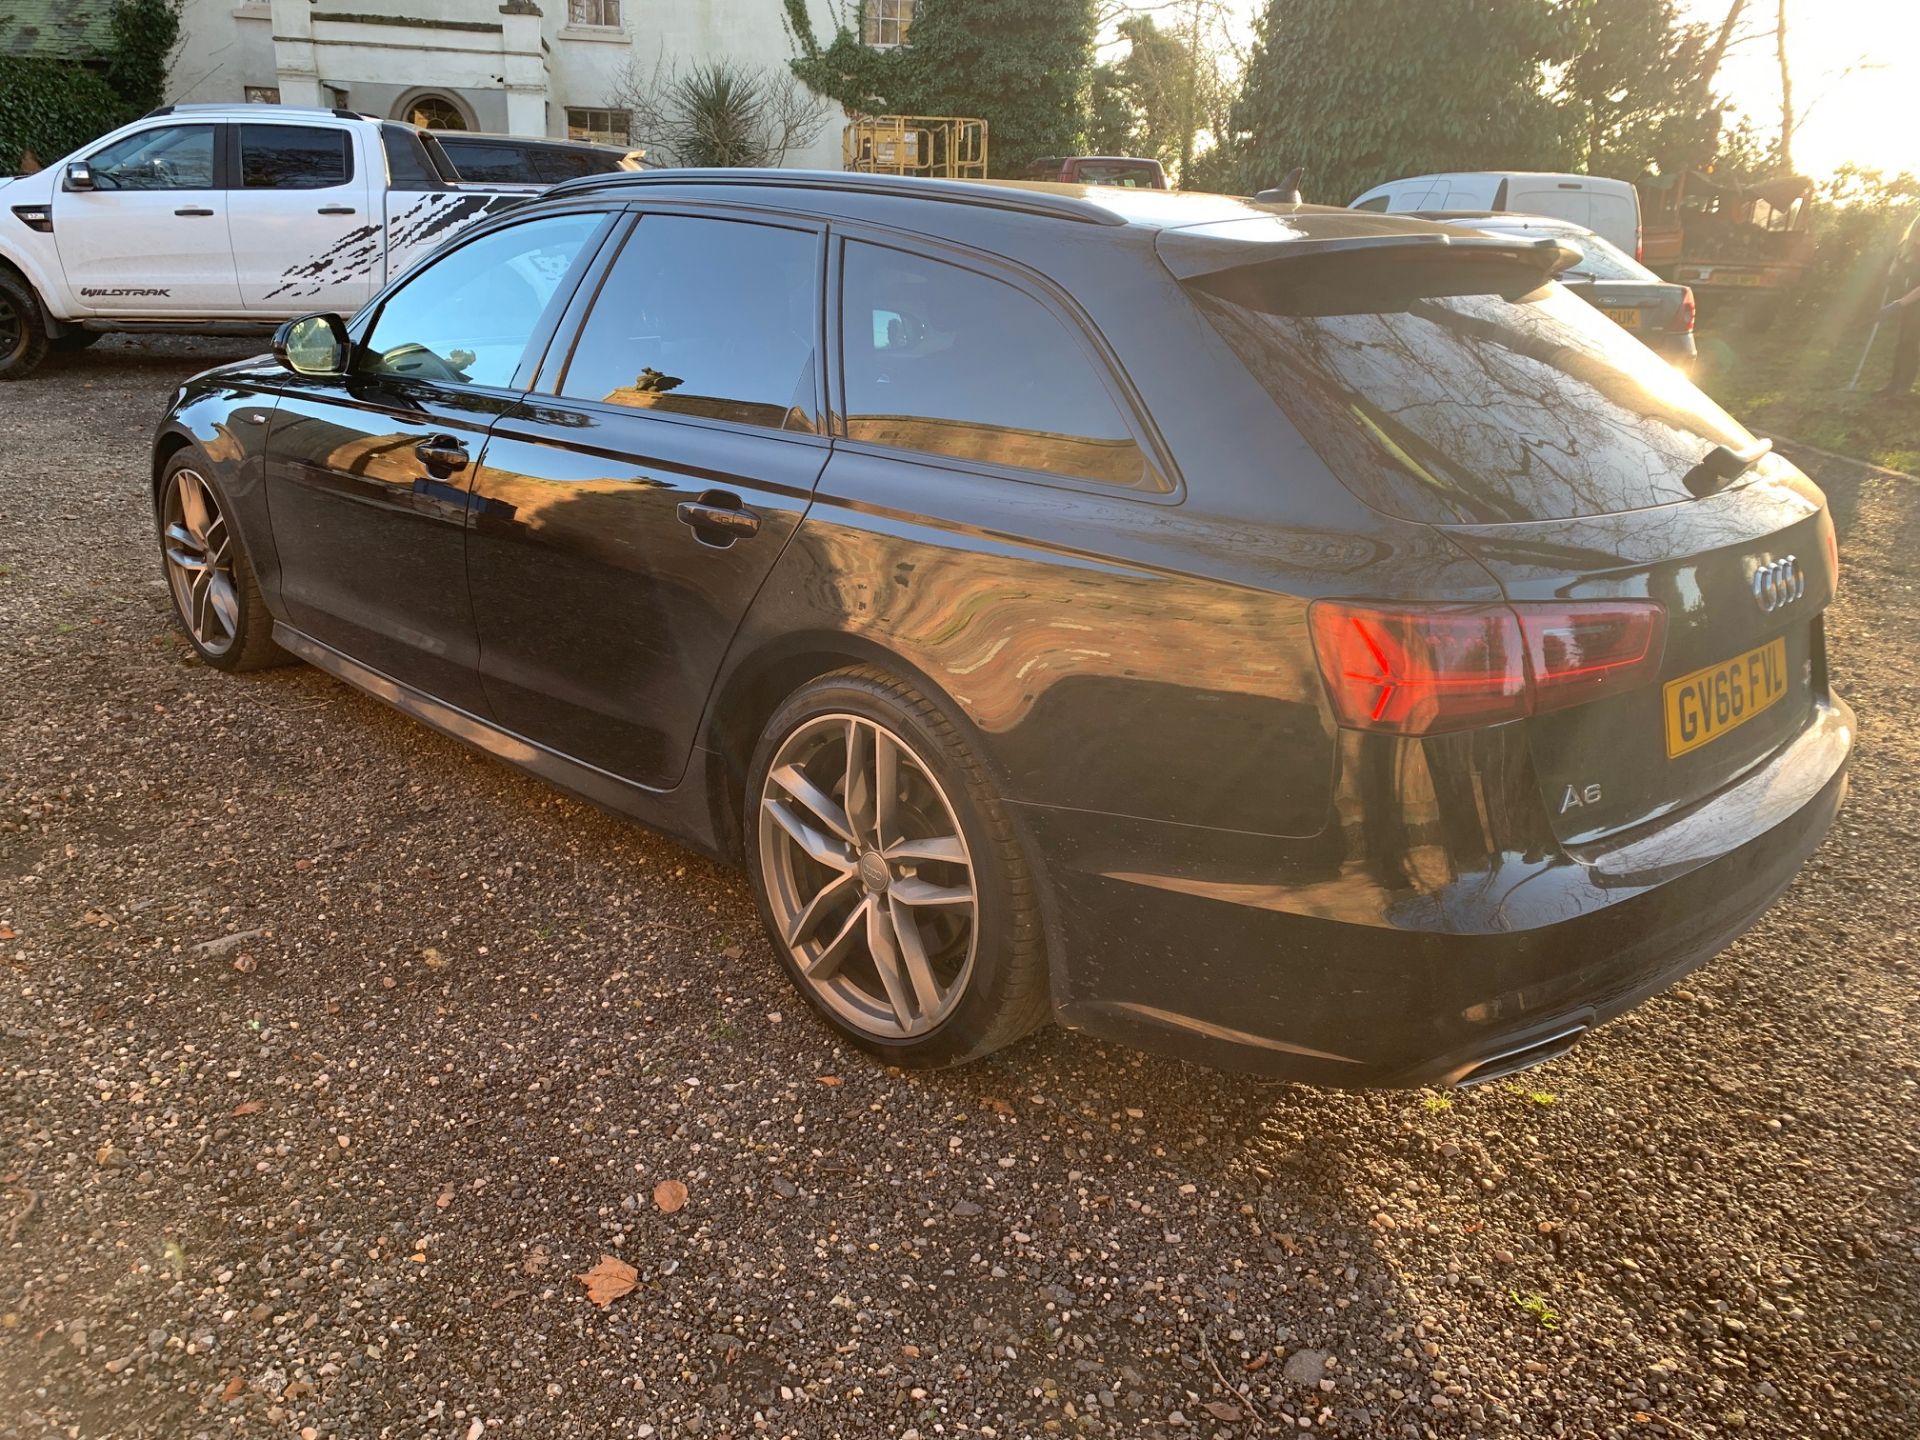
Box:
272 622 726 860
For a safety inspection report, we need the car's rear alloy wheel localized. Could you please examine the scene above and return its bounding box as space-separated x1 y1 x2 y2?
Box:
747 670 1049 1067
158 456 290 672
760 712 977 1039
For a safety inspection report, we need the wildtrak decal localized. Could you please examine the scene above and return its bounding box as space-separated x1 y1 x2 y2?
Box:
264 191 530 301
81 286 170 297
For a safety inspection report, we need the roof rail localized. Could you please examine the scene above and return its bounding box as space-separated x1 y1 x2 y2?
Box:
145 103 367 121
541 168 1126 225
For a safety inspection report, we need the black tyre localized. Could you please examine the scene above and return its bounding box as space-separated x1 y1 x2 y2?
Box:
746 666 1050 1068
50 329 104 353
158 454 291 672
0 269 50 381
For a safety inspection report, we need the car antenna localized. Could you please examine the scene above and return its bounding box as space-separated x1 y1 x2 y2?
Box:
1255 166 1306 206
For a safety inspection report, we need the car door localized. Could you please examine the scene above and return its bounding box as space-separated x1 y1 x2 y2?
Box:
464 208 829 788
264 207 613 712
227 120 378 315
54 121 241 315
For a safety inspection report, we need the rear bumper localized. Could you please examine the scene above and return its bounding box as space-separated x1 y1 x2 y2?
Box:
1028 696 1852 1087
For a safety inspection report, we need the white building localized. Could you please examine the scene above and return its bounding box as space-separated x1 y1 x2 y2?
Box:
164 0 898 170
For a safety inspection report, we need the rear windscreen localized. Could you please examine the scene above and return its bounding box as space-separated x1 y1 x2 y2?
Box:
1195 283 1754 524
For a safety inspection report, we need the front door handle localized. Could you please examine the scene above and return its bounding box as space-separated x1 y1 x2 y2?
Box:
414 435 469 473
676 491 761 545
317 205 358 216
174 206 215 217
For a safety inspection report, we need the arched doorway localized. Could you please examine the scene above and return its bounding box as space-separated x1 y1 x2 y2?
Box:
396 91 470 131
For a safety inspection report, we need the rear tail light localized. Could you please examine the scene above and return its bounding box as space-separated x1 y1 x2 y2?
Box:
1671 286 1696 334
1309 600 1667 735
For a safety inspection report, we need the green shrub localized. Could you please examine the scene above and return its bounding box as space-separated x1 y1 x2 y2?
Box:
0 57 132 173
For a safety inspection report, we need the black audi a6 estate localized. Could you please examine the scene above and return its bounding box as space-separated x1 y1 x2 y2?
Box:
150 171 1851 1086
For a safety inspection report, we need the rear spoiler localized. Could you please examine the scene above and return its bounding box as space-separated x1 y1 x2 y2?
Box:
1159 220 1580 317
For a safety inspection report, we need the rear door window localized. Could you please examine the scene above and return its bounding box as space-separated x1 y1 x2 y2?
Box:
838 240 1163 489
1509 185 1591 228
239 125 353 189
558 214 820 432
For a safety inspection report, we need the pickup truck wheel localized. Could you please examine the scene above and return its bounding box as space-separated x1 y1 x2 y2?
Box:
159 456 291 672
0 270 51 381
50 329 103 353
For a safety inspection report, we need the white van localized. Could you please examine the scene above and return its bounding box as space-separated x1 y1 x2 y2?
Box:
1349 172 1643 260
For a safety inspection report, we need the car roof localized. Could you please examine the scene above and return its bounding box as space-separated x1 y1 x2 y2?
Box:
1410 209 1594 234
542 168 1470 239
441 131 638 156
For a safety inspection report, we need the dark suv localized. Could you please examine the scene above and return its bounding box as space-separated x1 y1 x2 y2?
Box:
150 171 1851 1085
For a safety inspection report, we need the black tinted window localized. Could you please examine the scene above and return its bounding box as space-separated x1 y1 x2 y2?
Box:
381 124 445 188
240 125 352 189
85 124 215 191
840 242 1157 488
362 213 602 388
441 139 536 184
559 216 818 432
534 147 612 182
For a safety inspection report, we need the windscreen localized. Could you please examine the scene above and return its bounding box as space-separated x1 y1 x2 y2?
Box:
1194 282 1754 524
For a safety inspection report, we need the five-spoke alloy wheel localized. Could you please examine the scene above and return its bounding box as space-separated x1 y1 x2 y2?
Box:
163 466 242 658
156 454 288 672
759 712 978 1039
747 670 1048 1067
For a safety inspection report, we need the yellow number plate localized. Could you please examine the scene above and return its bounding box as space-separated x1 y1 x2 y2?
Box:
1663 636 1789 758
1602 306 1641 329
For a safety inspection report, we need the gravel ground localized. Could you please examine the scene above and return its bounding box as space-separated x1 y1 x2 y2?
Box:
1 337 1916 1440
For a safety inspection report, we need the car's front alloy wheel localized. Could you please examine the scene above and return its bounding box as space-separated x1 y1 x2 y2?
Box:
158 456 289 672
746 669 1049 1067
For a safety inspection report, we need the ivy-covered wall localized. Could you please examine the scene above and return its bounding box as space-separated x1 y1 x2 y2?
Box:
0 0 182 173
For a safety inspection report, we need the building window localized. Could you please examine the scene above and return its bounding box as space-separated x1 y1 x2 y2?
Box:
864 0 913 47
406 94 469 131
244 86 281 105
567 108 631 146
567 0 621 25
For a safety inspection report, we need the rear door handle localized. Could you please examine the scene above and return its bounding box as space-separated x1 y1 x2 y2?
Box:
174 206 215 217
414 435 469 473
676 492 761 544
317 205 358 215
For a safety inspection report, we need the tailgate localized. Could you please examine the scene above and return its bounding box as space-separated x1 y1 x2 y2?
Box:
1443 458 1837 843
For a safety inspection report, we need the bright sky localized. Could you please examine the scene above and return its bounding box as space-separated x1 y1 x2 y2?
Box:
1685 0 1920 179
1204 0 1920 182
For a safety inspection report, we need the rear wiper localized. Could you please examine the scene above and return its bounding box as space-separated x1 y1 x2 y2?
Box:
1683 438 1772 498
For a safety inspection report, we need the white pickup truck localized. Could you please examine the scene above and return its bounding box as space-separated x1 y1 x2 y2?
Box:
0 104 530 379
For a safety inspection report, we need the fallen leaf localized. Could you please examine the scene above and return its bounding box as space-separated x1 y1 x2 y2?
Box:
1244 1353 1269 1372
817 1075 842 1086
488 1288 528 1310
435 1184 454 1210
0 926 16 941
522 1245 549 1276
576 1254 637 1308
231 954 256 974
1203 1401 1242 1422
220 1375 245 1402
719 944 743 959
980 1096 1015 1117
421 947 448 970
653 1179 689 1214
231 1101 263 1117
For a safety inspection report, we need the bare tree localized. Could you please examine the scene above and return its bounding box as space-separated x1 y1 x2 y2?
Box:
607 56 827 169
1775 0 1794 174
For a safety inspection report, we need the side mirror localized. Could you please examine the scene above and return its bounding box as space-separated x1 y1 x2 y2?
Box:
63 161 95 191
272 312 351 377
